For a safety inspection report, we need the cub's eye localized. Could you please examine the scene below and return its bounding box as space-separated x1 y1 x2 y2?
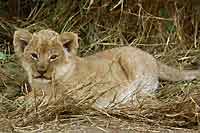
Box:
31 53 38 60
49 55 58 61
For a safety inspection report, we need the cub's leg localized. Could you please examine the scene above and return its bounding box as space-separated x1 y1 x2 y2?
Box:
93 51 159 109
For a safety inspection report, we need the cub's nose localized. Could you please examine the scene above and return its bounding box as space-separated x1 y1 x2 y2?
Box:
37 69 47 75
37 63 48 75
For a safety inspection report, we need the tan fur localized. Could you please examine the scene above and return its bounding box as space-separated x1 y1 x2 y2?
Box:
13 29 200 108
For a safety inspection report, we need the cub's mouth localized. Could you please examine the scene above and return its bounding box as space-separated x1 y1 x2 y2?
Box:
34 75 52 80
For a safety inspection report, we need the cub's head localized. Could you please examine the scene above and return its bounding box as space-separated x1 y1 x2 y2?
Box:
13 29 79 87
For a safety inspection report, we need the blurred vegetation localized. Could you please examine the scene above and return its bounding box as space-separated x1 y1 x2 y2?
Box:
0 0 200 55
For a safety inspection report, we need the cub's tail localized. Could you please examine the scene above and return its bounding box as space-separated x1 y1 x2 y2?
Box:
157 62 200 81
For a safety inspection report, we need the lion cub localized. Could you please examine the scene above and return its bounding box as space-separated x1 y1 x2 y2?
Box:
13 29 200 108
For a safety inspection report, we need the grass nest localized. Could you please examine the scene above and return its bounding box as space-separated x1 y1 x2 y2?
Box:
1 78 200 132
0 0 200 132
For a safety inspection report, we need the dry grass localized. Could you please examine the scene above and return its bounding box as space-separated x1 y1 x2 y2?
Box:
0 0 200 132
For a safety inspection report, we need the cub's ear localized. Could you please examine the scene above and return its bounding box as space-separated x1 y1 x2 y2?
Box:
13 29 32 57
58 32 79 55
